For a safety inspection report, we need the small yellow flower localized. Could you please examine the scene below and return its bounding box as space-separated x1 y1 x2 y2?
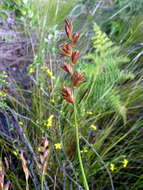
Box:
29 67 34 73
19 121 23 126
46 115 54 127
123 159 128 168
50 97 55 103
81 149 88 153
90 125 97 130
47 69 53 77
87 111 93 115
13 151 18 156
110 163 115 172
38 146 42 152
55 143 62 149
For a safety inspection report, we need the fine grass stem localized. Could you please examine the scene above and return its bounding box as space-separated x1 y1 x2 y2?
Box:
74 103 89 190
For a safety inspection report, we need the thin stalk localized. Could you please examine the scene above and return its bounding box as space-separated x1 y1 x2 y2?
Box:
41 175 44 190
26 180 29 190
74 103 89 190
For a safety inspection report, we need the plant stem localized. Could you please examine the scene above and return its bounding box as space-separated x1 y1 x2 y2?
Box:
26 180 29 190
41 175 44 190
74 103 89 190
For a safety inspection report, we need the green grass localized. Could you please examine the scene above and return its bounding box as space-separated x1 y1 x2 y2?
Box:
0 0 143 189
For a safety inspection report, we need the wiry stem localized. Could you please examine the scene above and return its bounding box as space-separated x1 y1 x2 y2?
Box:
41 175 44 190
74 103 89 190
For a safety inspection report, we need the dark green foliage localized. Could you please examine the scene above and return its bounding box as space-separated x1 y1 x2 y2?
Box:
0 0 27 18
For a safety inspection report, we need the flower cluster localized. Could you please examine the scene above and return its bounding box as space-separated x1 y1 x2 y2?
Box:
110 163 115 172
110 159 129 172
41 65 55 79
44 115 54 127
80 148 88 153
60 19 84 103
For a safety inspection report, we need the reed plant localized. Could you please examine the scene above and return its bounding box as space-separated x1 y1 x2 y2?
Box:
0 0 143 189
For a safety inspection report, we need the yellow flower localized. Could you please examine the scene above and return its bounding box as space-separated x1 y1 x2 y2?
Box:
46 115 54 127
13 151 18 156
19 121 23 126
47 69 53 77
50 97 55 103
38 146 42 152
55 143 62 149
110 163 115 172
81 149 88 153
47 70 55 79
29 67 34 73
123 159 128 168
90 125 97 130
87 111 93 115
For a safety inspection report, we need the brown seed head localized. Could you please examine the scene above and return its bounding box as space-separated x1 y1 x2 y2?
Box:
61 62 73 75
71 50 80 64
73 72 84 87
60 42 73 57
61 86 75 103
65 19 73 41
72 32 79 46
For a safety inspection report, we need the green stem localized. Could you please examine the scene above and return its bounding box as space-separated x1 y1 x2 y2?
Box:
26 180 29 190
74 103 89 190
41 175 44 190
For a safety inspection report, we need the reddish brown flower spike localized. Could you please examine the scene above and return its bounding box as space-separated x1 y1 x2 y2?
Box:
61 62 73 75
72 32 79 46
71 50 80 65
73 72 84 87
61 86 75 103
60 42 72 57
65 19 73 41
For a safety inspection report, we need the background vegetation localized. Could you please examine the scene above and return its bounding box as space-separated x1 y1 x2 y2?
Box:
0 0 143 189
